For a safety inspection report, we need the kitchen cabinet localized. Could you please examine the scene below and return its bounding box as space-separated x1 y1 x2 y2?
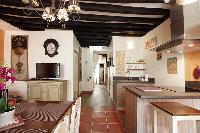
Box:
27 80 67 101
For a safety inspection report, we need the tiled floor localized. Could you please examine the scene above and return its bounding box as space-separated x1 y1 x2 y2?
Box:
80 85 125 133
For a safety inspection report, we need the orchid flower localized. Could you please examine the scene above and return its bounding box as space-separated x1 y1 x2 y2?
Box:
0 83 5 91
0 64 16 91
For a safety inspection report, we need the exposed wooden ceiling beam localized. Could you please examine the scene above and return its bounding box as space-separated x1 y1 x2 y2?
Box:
4 17 155 30
77 36 111 40
79 14 165 24
111 33 145 37
0 3 169 16
80 42 110 47
4 18 156 30
74 31 111 36
80 0 165 3
79 3 169 15
0 6 166 24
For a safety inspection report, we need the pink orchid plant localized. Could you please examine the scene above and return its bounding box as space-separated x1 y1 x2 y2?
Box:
0 64 16 113
0 65 16 91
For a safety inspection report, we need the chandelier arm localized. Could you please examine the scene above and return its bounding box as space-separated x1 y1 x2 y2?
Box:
55 0 66 14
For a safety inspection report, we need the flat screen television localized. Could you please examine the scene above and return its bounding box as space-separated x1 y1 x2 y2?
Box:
36 63 60 79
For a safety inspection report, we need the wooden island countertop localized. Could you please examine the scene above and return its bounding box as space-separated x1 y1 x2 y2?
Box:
124 85 200 99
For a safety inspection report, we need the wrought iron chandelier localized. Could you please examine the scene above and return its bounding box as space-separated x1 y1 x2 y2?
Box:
22 0 81 28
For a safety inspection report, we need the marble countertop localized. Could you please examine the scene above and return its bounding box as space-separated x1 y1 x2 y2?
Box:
125 85 200 99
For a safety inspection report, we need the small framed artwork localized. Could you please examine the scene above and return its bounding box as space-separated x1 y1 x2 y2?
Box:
11 35 28 80
157 52 162 60
167 57 177 74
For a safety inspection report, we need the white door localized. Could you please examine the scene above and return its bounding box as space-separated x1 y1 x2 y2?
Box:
73 51 79 100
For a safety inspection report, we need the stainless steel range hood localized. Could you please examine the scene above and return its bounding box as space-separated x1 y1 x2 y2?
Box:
156 0 200 52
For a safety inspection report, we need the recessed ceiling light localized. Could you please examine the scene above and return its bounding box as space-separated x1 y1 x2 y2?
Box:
167 51 171 53
188 44 194 47
164 0 173 3
176 0 198 5
179 51 183 54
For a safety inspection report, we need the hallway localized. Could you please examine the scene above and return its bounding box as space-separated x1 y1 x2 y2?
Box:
80 85 124 133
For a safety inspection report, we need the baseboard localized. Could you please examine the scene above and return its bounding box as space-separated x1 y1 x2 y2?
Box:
79 91 93 97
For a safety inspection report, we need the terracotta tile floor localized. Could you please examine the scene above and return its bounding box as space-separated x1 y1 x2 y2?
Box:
80 106 124 133
80 85 125 133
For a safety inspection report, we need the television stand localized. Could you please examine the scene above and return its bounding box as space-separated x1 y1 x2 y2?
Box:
27 80 67 101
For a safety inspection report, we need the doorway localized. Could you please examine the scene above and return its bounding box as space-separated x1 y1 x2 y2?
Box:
99 64 105 85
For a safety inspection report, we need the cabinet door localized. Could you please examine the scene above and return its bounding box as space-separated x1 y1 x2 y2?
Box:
29 82 41 100
47 84 60 101
41 85 48 101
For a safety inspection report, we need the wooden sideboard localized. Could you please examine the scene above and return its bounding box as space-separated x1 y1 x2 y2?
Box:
27 80 67 101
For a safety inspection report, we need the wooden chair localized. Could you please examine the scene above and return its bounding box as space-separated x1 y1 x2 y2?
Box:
70 97 82 133
74 97 81 133
54 115 70 133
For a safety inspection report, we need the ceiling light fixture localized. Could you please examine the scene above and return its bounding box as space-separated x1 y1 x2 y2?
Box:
176 0 198 5
164 0 198 5
167 50 171 53
22 0 81 28
188 44 194 47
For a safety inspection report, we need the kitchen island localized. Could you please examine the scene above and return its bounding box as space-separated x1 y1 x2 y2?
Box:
125 86 200 133
113 78 154 111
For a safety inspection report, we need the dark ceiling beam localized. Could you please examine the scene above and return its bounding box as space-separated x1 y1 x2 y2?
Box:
111 33 145 37
5 18 154 30
0 8 163 24
80 42 110 47
79 3 169 15
9 22 45 30
79 0 165 3
77 36 111 40
0 2 169 16
74 32 111 37
0 6 165 24
67 21 156 29
79 14 164 24
73 28 112 33
78 40 111 43
4 17 156 29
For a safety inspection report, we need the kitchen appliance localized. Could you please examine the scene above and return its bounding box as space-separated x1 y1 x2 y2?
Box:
155 1 200 53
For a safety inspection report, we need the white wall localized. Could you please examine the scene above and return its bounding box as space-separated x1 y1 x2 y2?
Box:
73 34 81 97
81 48 94 92
4 29 77 100
143 18 185 90
112 36 144 77
0 19 20 31
93 53 100 85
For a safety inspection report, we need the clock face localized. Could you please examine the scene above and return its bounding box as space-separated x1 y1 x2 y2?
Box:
47 43 56 55
44 39 59 57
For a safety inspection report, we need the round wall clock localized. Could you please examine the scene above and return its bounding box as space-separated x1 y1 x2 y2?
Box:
43 39 59 57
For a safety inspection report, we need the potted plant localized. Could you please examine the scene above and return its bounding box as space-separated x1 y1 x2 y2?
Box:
0 63 16 127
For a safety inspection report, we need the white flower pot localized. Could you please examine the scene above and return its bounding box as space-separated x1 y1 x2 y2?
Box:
0 109 15 127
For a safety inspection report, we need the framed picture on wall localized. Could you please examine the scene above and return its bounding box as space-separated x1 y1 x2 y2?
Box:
167 57 177 74
11 35 28 80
